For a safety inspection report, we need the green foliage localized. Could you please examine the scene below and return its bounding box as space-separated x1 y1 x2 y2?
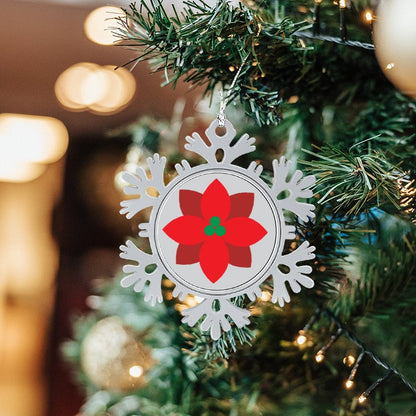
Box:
330 220 416 386
116 0 313 125
303 145 403 216
183 297 255 360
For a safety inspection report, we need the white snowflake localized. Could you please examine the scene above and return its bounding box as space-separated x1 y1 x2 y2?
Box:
120 119 316 340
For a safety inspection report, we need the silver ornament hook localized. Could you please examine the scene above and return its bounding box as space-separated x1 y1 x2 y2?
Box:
217 54 249 127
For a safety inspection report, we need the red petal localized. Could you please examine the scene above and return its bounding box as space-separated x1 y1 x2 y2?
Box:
176 243 203 264
179 190 202 217
163 216 206 245
201 179 230 222
229 193 254 219
223 217 267 247
199 236 229 283
227 244 252 267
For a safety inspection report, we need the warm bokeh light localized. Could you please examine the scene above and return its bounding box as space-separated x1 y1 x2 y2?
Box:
0 114 68 164
315 352 324 363
343 354 355 367
0 114 68 182
260 291 272 302
84 6 124 45
358 394 367 404
364 10 373 22
175 294 203 312
54 62 97 110
0 161 46 183
295 332 307 346
129 365 144 378
90 66 136 114
0 156 63 416
55 63 136 115
345 380 354 389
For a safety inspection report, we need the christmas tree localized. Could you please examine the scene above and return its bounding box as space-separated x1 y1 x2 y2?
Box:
61 1 416 415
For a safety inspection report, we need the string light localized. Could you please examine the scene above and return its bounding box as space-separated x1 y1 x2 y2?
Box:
298 307 416 403
129 365 144 378
338 0 347 41
260 290 272 302
295 308 321 348
345 350 365 390
343 354 355 367
345 380 354 389
296 31 374 50
315 327 343 363
296 0 375 50
295 331 307 346
364 10 373 24
357 370 393 405
313 0 322 35
358 394 367 404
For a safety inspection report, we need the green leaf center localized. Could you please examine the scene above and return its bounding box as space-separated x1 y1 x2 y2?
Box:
204 216 226 237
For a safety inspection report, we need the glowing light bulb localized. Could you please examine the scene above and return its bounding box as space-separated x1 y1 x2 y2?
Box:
339 0 346 8
343 354 355 367
315 352 324 363
358 394 367 404
386 63 395 70
228 66 236 72
129 365 144 378
365 10 373 22
295 333 307 346
260 291 272 302
345 380 354 389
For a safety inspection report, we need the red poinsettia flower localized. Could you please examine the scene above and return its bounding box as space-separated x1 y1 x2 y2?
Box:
163 179 267 283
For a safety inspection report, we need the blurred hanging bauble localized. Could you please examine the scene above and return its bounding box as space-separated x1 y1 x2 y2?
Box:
373 0 416 99
80 317 153 393
114 145 151 193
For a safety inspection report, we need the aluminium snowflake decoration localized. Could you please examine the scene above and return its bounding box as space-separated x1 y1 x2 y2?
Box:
120 119 316 340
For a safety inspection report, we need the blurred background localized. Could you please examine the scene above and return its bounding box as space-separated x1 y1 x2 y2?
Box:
0 0 202 414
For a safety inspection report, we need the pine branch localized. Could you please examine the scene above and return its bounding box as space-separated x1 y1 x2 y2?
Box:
114 1 400 127
302 145 404 217
331 225 416 322
182 296 255 360
115 0 314 125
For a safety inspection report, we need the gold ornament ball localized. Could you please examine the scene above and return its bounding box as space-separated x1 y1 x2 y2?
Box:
80 317 153 393
373 0 416 99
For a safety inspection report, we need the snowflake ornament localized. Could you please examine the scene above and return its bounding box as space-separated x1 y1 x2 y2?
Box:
120 119 316 340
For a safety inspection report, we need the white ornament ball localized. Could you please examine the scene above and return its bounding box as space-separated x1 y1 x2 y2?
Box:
373 0 416 99
80 317 153 393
